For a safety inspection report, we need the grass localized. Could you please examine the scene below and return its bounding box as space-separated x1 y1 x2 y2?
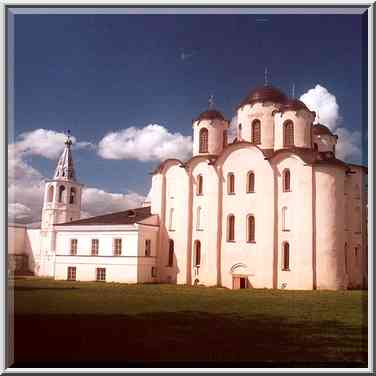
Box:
12 278 368 367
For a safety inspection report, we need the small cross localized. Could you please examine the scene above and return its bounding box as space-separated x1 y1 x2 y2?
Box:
208 94 215 109
292 83 295 98
264 67 268 86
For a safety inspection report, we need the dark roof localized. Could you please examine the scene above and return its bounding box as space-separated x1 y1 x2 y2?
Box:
56 206 152 226
278 99 312 114
312 123 334 136
195 109 226 123
238 85 288 109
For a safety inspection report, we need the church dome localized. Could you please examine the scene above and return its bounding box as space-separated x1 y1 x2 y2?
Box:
238 85 288 108
195 109 226 123
278 99 311 113
312 123 334 136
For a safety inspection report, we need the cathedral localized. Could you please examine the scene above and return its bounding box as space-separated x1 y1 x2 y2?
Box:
9 84 368 290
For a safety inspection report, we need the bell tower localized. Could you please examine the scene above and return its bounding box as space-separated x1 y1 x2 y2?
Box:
41 131 82 230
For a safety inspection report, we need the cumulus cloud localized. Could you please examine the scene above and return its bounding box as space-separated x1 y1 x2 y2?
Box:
8 129 145 224
300 84 363 163
98 124 193 162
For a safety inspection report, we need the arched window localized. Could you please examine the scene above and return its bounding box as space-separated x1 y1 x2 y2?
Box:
313 143 318 151
252 119 261 144
247 215 255 242
227 214 235 241
197 175 203 195
169 208 175 231
69 187 76 204
196 206 202 230
247 171 255 193
282 206 289 231
283 169 291 192
282 242 290 271
283 120 294 147
355 207 361 233
168 239 174 267
58 185 66 203
227 173 235 194
223 130 227 148
194 240 201 267
238 124 242 139
47 185 54 202
199 128 209 153
344 242 348 273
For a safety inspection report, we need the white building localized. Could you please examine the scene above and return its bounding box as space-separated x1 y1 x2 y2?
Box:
8 85 368 290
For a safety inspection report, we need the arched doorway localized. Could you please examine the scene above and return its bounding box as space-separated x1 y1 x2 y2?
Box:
230 263 250 289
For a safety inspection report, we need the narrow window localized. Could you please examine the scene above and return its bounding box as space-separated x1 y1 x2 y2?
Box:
196 206 202 231
227 173 235 194
47 185 54 202
91 239 99 256
227 214 235 241
252 119 261 144
199 128 209 153
69 187 76 204
194 240 201 267
168 239 174 267
113 238 122 256
282 242 290 271
145 239 151 257
169 208 175 231
247 171 255 193
282 207 289 231
247 215 255 242
283 169 291 192
96 268 106 282
283 120 294 147
197 175 203 195
223 130 227 148
58 185 66 203
70 239 77 255
355 246 360 267
344 242 348 273
313 143 318 152
67 266 76 281
238 123 242 139
151 267 157 278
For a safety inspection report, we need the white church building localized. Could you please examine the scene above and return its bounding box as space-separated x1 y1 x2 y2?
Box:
8 84 368 290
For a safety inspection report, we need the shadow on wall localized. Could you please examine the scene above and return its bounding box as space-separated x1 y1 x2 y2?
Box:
13 311 367 367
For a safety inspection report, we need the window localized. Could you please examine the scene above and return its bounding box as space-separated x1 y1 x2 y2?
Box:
227 173 235 194
58 185 66 203
344 242 348 273
69 187 76 204
247 171 255 193
168 239 174 267
283 169 291 192
247 215 255 242
67 266 76 281
151 267 157 278
169 208 175 231
282 207 289 231
282 242 290 271
252 119 261 144
313 143 318 152
196 206 202 231
355 246 360 267
194 240 201 267
238 124 242 139
283 120 294 147
70 239 77 255
145 239 151 257
199 128 209 153
47 185 54 202
223 130 227 148
96 268 106 282
91 239 99 256
113 238 122 256
355 207 361 233
197 175 203 195
227 214 235 241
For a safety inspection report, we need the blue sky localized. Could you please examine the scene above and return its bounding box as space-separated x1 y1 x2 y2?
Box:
9 11 367 221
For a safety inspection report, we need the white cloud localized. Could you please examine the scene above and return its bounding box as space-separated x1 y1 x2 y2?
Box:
300 84 363 163
300 84 339 130
8 129 145 224
97 124 193 162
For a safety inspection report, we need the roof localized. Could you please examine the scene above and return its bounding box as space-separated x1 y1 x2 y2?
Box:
56 206 152 226
195 109 226 123
312 123 334 136
53 137 76 181
278 99 312 114
238 85 288 109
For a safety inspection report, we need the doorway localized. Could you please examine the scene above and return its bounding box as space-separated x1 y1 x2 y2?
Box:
232 276 248 289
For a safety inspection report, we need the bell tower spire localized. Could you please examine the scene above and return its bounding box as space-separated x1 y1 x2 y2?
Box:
53 130 76 181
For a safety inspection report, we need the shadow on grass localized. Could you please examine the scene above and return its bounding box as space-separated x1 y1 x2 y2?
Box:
14 287 80 292
12 311 367 368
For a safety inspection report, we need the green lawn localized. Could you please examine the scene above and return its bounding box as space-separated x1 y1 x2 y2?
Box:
12 278 368 367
